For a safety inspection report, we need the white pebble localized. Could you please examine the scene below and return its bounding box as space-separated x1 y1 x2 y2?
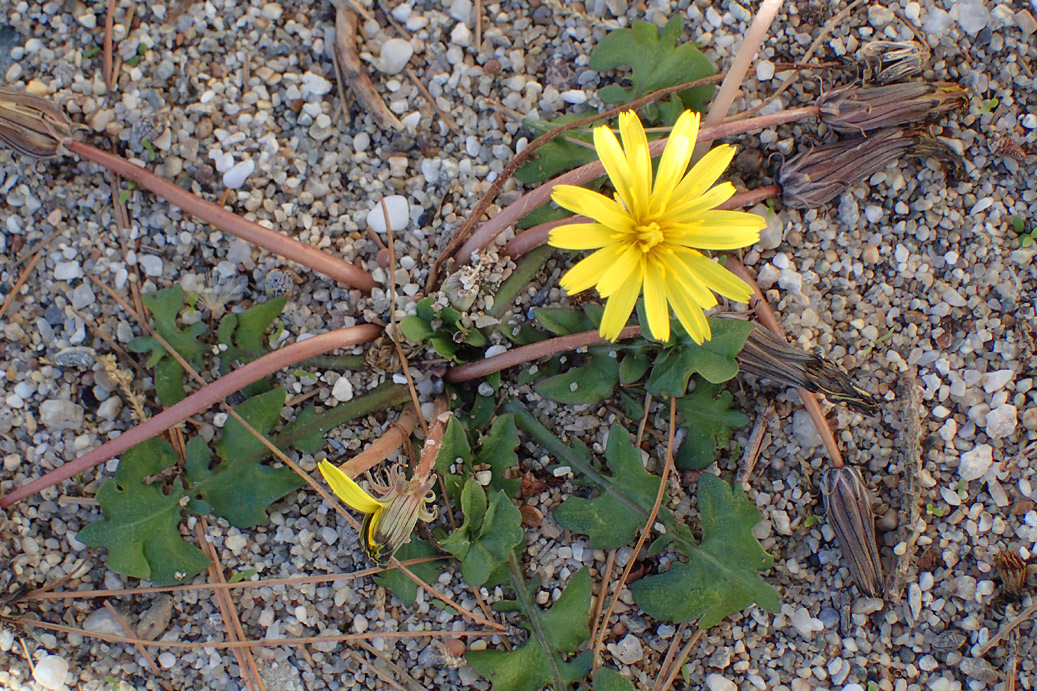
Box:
561 90 587 104
982 369 1013 392
607 634 643 665
984 404 1017 439
366 195 410 234
379 38 413 75
958 444 993 481
225 534 248 554
158 652 177 669
449 0 472 21
54 261 83 281
332 376 355 402
223 159 255 189
755 60 775 81
450 22 472 47
706 674 737 691
139 254 164 277
261 3 283 20
32 655 69 690
300 71 333 98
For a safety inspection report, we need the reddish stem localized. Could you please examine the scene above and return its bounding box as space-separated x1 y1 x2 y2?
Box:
444 326 641 384
456 107 817 262
0 325 381 508
724 257 844 467
502 185 781 259
67 141 377 292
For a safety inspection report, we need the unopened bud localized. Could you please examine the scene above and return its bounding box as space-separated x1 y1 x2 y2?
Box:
779 128 962 209
818 82 966 135
820 466 884 597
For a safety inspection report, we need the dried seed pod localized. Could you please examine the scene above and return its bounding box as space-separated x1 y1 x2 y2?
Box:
992 549 1027 598
818 82 966 135
861 40 930 83
820 466 884 597
0 87 75 158
779 128 963 209
736 324 879 415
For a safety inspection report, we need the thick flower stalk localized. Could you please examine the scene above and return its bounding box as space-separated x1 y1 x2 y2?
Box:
318 460 436 564
548 110 765 343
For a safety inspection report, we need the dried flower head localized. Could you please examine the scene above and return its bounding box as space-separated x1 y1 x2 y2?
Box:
0 88 75 159
737 324 879 415
820 466 883 597
779 128 963 209
818 82 966 135
319 460 437 564
549 110 765 343
860 40 930 84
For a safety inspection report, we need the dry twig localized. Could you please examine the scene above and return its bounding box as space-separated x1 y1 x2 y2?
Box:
331 2 402 131
886 366 924 604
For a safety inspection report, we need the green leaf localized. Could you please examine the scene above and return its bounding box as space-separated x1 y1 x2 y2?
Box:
127 286 209 405
618 351 650 385
78 438 210 585
674 378 748 470
630 474 780 627
400 315 434 343
468 568 593 691
645 317 755 397
474 414 522 496
589 17 715 113
373 537 442 604
535 349 619 405
216 296 287 374
593 668 635 691
434 417 474 499
516 114 600 185
554 424 664 549
534 307 596 336
186 388 305 528
442 481 523 587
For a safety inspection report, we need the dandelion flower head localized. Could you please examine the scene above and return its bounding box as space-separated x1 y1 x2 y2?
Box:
549 110 765 343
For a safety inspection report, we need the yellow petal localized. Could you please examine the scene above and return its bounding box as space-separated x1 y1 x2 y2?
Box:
599 260 643 341
652 111 699 211
664 182 737 222
643 259 671 342
670 210 764 250
319 460 385 514
595 243 641 297
552 185 636 233
664 249 719 310
560 245 620 295
671 144 736 200
618 111 651 214
682 252 754 303
593 124 637 212
669 288 711 344
549 222 616 250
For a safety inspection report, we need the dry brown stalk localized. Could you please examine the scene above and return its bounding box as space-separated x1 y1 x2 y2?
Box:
886 366 923 604
735 403 775 488
196 521 262 691
0 248 43 323
588 548 617 670
331 3 402 131
66 140 376 291
103 601 160 675
592 399 677 673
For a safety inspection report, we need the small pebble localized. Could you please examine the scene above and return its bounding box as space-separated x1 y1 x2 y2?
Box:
706 674 737 691
40 400 85 431
607 634 643 665
379 38 413 75
332 376 355 402
223 159 255 189
366 195 410 233
32 655 69 690
958 444 993 481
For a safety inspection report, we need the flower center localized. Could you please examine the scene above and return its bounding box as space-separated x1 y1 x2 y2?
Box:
634 221 665 253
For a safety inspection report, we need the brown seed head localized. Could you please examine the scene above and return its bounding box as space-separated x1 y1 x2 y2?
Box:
0 88 75 159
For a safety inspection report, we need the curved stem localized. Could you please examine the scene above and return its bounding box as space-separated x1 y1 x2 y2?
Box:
457 107 816 262
338 406 418 478
502 185 781 260
724 257 844 467
444 326 641 384
67 140 377 292
0 324 382 508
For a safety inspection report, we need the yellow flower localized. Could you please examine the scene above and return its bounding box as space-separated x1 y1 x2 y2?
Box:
549 110 766 344
318 460 437 564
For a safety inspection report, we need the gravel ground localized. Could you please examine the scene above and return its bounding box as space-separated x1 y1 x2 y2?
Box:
1 0 1036 690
